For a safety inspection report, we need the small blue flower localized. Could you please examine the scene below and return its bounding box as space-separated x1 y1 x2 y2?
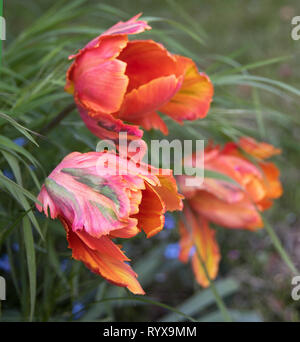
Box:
3 169 15 180
189 246 196 258
164 213 175 230
164 243 180 259
60 259 69 272
0 254 11 272
13 137 26 147
12 243 19 252
72 302 85 320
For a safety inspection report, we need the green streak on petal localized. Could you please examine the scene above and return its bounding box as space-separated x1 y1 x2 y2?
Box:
90 200 118 222
61 168 121 210
44 177 78 209
98 185 120 211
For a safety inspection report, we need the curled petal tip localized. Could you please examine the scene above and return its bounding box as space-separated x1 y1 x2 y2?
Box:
103 13 151 37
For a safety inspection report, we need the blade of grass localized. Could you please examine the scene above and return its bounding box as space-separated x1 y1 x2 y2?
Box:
264 219 298 275
159 278 239 322
0 172 40 204
75 296 198 322
252 88 266 139
0 206 35 247
23 216 37 321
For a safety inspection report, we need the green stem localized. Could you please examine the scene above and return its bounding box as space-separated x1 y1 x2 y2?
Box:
39 103 76 135
264 219 298 275
195 247 232 322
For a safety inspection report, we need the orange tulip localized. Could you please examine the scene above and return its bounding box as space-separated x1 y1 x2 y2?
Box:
177 137 283 287
65 14 213 141
37 150 183 294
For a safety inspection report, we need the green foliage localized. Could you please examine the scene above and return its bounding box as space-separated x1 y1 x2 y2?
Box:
0 0 299 322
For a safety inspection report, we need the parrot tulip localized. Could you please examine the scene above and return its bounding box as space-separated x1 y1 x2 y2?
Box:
37 150 183 294
65 14 213 142
177 137 282 287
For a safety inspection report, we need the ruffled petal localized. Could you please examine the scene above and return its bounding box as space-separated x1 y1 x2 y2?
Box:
73 59 129 113
118 40 178 92
43 175 126 237
36 185 58 219
179 208 220 288
132 182 165 238
62 218 144 295
76 229 130 261
205 154 262 187
178 175 244 204
77 104 143 143
128 112 169 135
155 175 184 211
256 197 273 211
101 13 151 37
40 152 150 238
190 191 263 230
109 220 140 238
245 177 267 203
260 162 283 199
69 14 151 59
159 56 214 122
238 136 281 160
66 34 129 114
118 75 183 130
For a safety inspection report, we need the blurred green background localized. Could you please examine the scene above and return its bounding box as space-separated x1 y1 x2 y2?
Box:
0 0 300 322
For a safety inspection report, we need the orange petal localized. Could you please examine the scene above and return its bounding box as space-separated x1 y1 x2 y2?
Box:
179 207 220 288
62 218 145 295
69 14 151 60
118 75 182 129
238 136 281 160
102 13 151 37
205 154 262 188
256 197 273 211
132 182 165 238
66 34 129 109
245 176 267 203
74 58 129 113
109 218 140 239
201 178 244 203
129 111 169 135
70 35 128 73
159 56 214 122
260 162 283 199
118 40 178 92
155 175 184 211
178 221 194 263
190 191 263 230
76 229 130 261
77 104 143 143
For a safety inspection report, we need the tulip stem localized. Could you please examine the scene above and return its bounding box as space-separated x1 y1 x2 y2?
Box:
264 219 298 275
194 243 233 322
180 211 233 322
195 253 233 322
40 103 76 135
